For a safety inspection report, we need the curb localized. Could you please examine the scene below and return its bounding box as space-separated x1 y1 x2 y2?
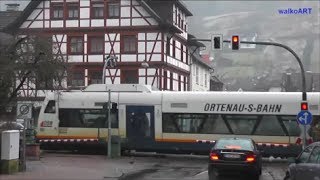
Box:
118 169 158 180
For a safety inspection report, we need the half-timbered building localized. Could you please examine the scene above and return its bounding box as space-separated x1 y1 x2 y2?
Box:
5 0 197 101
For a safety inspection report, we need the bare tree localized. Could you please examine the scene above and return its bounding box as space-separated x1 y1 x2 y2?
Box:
0 33 67 117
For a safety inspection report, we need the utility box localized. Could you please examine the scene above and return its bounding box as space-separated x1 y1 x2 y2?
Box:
1 130 20 160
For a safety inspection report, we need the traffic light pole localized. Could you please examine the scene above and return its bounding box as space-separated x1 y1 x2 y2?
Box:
107 89 111 158
193 38 308 149
193 39 307 101
102 55 118 157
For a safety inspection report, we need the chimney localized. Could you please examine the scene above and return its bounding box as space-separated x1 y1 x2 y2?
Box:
6 3 20 11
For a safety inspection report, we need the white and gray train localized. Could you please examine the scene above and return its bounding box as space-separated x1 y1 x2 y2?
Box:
36 84 320 157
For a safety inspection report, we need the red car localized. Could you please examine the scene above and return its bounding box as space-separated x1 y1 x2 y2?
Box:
208 138 262 180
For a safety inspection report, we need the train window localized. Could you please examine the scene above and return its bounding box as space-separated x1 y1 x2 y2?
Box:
162 113 230 134
44 100 56 113
59 109 118 128
254 115 285 136
280 116 300 136
202 115 231 134
223 115 258 135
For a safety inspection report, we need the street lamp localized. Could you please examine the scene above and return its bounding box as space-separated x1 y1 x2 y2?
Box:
141 60 149 68
102 55 118 84
101 55 118 158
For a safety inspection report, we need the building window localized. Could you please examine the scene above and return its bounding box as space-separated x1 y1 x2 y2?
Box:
71 71 85 87
205 73 207 87
89 36 104 54
67 3 79 19
178 75 181 91
172 40 176 58
178 14 181 27
166 37 170 56
51 3 64 20
196 66 199 84
181 20 184 30
184 76 187 91
121 35 137 54
121 69 138 84
108 1 120 18
186 49 189 64
36 76 53 90
181 44 184 62
89 71 102 84
170 72 173 91
68 36 83 54
91 2 104 19
163 71 167 90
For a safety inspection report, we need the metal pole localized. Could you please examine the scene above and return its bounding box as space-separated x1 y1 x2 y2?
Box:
192 39 307 101
102 58 109 84
192 38 308 148
107 89 111 158
22 119 26 171
304 125 307 149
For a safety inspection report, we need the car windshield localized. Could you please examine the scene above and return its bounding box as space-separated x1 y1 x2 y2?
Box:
215 139 254 151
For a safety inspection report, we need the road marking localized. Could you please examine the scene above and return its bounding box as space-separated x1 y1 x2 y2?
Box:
194 170 208 177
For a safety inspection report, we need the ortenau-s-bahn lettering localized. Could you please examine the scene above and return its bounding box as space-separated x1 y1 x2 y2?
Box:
204 103 282 113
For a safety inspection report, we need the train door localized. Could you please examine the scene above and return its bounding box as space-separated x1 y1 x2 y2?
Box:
126 106 155 149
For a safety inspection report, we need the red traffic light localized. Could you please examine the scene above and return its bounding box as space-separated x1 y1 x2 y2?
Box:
232 36 239 43
231 35 239 50
301 102 308 111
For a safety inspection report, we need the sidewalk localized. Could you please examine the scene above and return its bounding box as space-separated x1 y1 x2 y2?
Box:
0 152 160 180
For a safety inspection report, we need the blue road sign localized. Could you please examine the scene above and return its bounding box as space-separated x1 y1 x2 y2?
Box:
297 111 313 125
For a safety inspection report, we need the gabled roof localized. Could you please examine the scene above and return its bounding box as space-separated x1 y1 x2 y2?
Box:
0 11 21 32
139 0 183 34
3 0 41 34
5 0 190 35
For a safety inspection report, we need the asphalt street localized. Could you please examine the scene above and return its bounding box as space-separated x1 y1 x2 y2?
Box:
0 151 288 180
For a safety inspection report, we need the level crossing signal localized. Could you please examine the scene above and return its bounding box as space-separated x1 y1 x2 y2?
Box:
211 34 223 50
232 35 240 50
301 102 308 111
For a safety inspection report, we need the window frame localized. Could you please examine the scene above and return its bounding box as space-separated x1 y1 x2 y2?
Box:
89 71 103 84
172 40 176 58
163 71 168 90
170 72 173 91
120 69 139 84
67 2 79 20
121 34 138 54
51 3 64 20
88 36 104 54
107 1 120 19
91 1 105 19
44 100 56 114
70 71 85 87
68 36 84 55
